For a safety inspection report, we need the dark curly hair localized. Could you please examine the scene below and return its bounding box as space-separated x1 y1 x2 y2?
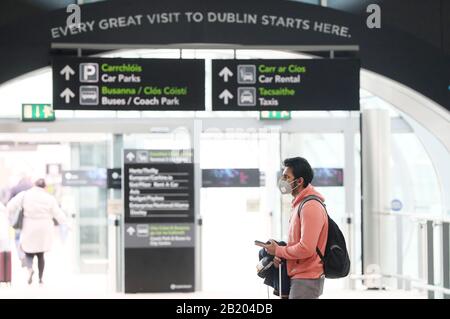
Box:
283 157 314 188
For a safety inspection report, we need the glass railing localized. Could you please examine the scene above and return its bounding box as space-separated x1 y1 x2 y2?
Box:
353 211 450 299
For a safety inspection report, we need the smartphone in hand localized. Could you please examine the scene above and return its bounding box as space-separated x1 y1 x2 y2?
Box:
254 240 268 247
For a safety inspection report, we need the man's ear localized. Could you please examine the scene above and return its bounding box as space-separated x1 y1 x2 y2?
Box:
297 177 304 187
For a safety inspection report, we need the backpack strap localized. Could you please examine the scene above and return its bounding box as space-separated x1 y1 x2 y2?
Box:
296 195 326 218
296 195 327 262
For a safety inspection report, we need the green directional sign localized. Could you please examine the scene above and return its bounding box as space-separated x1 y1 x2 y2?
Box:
53 57 205 111
259 110 291 120
212 59 360 111
22 104 55 122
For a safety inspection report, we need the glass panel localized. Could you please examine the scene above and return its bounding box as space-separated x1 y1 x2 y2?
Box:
69 141 109 273
391 134 442 215
280 133 346 238
79 143 107 167
200 131 273 296
391 132 443 286
354 132 362 277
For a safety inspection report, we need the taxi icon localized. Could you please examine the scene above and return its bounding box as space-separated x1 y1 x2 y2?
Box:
238 87 256 106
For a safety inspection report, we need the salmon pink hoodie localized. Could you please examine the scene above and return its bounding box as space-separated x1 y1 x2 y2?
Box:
275 184 328 279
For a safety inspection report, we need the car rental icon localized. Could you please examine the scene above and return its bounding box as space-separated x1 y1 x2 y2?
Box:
237 65 256 84
240 69 253 81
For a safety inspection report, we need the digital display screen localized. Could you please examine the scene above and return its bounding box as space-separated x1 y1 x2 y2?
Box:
62 169 107 187
202 169 260 188
312 168 344 187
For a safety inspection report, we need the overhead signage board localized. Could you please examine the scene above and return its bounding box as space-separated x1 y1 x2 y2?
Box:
53 58 205 111
22 104 55 122
123 149 195 293
212 59 360 111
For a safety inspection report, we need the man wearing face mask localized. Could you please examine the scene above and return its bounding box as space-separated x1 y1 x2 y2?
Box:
261 157 328 299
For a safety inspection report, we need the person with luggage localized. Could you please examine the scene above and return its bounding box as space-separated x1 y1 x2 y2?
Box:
6 178 68 286
257 157 329 299
256 240 290 298
8 176 33 268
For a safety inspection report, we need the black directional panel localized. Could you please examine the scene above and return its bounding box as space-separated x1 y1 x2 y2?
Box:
123 149 195 293
53 57 205 111
212 59 360 111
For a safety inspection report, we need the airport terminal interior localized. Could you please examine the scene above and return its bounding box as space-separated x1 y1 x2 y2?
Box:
0 0 449 299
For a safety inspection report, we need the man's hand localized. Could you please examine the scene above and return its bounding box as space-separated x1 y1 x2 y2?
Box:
273 256 282 268
264 239 279 256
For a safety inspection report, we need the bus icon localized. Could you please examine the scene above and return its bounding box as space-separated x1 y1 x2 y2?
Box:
80 86 99 105
137 224 149 237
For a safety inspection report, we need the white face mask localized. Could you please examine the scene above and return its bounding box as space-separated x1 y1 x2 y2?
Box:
278 178 300 194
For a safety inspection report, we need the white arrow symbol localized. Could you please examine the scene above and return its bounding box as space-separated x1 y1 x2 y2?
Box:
126 152 135 162
219 90 234 105
60 88 75 104
218 67 233 82
60 65 75 81
127 226 135 236
42 105 54 119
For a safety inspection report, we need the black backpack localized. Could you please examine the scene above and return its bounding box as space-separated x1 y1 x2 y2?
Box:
297 195 350 279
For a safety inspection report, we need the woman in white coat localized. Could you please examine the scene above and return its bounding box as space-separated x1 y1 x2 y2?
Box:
7 178 67 285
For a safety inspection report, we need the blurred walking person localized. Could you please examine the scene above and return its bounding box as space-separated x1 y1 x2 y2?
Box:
7 178 67 285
